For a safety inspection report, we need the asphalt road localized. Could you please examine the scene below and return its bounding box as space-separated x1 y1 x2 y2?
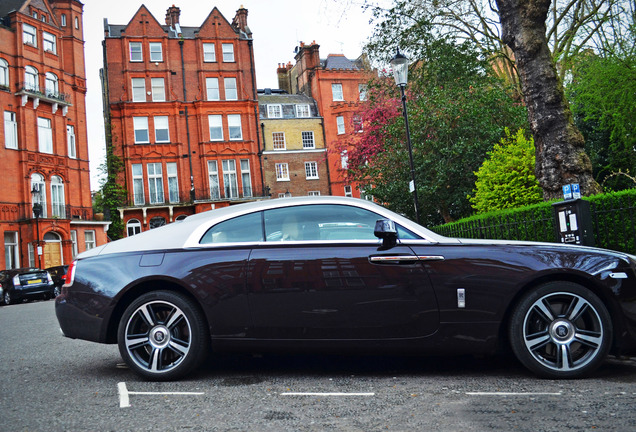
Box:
1 300 636 431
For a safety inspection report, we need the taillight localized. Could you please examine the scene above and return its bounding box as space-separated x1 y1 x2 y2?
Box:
63 261 77 287
47 273 54 285
12 274 21 286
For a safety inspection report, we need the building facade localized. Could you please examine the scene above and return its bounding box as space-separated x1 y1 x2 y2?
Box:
103 5 265 237
278 42 375 199
259 91 330 198
0 0 109 270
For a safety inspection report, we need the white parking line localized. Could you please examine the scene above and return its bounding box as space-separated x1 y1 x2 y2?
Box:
466 391 563 396
280 392 375 396
118 382 205 408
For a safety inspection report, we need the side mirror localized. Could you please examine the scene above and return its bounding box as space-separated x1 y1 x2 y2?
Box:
374 219 397 248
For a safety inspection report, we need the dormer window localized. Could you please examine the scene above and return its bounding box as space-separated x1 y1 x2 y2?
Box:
267 104 282 118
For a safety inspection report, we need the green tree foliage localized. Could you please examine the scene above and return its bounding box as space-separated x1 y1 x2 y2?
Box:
337 38 528 225
567 53 636 191
469 128 542 213
93 129 127 240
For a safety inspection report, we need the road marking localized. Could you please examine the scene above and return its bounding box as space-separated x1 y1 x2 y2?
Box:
466 391 563 396
280 392 375 396
118 382 205 408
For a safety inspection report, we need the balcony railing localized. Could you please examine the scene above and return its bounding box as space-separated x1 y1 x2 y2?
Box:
16 82 71 109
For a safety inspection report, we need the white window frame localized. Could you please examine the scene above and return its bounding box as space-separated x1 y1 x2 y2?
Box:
224 77 237 100
85 230 96 251
31 173 47 218
0 59 8 88
4 232 19 269
132 164 145 205
305 162 319 179
272 132 286 150
275 163 289 181
341 150 348 169
208 160 220 200
359 83 367 101
43 31 56 54
23 24 37 46
129 42 142 62
302 131 315 149
222 159 238 198
208 115 223 141
222 43 234 62
61 14 67 27
151 78 165 102
45 72 58 98
131 77 146 102
126 220 141 237
50 175 66 218
228 114 242 140
240 159 252 198
296 104 310 118
38 117 53 154
344 185 353 197
267 104 282 118
332 83 344 101
167 162 179 203
147 163 164 204
154 116 170 143
133 117 149 143
4 111 18 149
203 43 216 62
308 191 320 196
206 77 219 101
66 125 76 158
25 66 38 92
70 230 78 257
149 42 163 62
336 116 345 135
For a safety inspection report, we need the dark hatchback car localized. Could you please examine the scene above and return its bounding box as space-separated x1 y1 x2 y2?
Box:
46 265 68 297
56 197 636 381
1 268 54 305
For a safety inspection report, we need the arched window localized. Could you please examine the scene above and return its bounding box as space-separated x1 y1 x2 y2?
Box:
25 66 38 91
50 175 65 218
0 59 8 88
31 173 47 218
149 217 166 229
126 219 141 237
45 72 58 98
43 232 61 241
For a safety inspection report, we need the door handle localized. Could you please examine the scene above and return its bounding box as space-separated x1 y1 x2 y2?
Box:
369 255 445 264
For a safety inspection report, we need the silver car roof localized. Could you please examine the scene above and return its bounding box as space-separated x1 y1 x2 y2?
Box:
79 196 448 258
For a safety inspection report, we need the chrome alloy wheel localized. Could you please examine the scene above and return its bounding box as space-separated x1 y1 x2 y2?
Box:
522 292 604 373
124 300 193 374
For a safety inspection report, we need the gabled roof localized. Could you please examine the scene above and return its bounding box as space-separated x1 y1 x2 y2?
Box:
0 0 26 18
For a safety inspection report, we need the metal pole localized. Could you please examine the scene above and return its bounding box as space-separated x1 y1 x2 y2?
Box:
399 85 420 225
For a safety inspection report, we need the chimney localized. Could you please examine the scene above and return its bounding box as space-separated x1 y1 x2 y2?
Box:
165 5 180 26
232 6 251 37
277 63 291 94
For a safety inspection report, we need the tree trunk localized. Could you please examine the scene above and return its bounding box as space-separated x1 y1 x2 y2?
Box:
495 0 601 199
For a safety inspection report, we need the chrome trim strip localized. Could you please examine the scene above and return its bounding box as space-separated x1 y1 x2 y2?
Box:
417 255 445 261
609 272 628 279
369 256 420 262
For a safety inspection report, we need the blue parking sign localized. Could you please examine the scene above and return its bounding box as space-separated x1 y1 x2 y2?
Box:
563 184 572 200
572 183 581 199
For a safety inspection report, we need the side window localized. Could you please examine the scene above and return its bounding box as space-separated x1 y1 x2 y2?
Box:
200 212 263 244
264 205 378 242
263 204 422 242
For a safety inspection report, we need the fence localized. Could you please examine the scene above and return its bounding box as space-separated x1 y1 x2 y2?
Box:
431 191 636 254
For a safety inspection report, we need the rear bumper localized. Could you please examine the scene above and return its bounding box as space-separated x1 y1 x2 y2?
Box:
55 294 108 343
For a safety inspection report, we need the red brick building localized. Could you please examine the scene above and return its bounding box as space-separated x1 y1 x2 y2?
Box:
258 90 330 198
0 0 109 270
103 5 264 236
278 42 375 199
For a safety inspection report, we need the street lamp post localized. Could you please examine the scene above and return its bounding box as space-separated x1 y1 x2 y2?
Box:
390 49 421 225
31 187 42 268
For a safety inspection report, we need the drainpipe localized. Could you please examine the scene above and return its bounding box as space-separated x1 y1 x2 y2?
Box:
179 39 195 202
247 38 265 197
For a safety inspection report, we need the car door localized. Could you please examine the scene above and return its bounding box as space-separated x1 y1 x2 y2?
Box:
246 204 440 340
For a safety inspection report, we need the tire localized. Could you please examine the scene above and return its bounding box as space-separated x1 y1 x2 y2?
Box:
117 290 209 381
4 291 12 305
509 281 612 379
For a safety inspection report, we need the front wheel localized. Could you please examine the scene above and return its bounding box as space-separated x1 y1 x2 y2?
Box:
117 291 209 381
509 282 612 379
4 291 12 305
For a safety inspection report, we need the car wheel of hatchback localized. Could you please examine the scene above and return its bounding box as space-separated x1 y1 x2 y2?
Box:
117 290 209 381
4 291 11 305
509 282 612 379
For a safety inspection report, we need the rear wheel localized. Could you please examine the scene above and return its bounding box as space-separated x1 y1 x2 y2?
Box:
4 291 11 305
117 291 209 381
509 282 612 379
